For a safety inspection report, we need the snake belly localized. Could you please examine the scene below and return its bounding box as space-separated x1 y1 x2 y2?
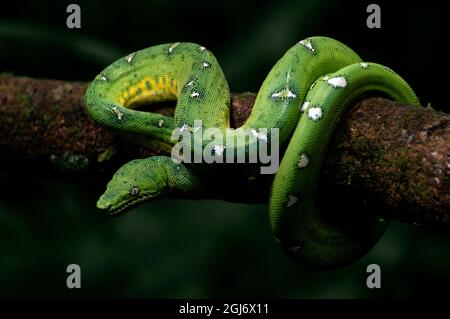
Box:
85 37 419 268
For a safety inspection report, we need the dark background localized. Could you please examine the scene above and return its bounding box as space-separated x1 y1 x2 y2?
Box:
0 0 449 297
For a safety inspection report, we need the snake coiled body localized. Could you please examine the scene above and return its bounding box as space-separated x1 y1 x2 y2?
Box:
85 37 419 268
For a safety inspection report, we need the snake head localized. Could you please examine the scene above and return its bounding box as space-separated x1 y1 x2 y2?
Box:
97 159 167 215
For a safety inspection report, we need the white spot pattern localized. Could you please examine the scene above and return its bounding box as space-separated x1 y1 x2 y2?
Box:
111 106 124 120
250 129 268 142
288 245 302 254
179 124 189 134
297 153 310 168
213 145 225 156
125 53 135 63
271 89 297 100
301 101 310 112
158 119 165 127
360 62 368 69
168 42 180 54
298 39 315 53
201 61 211 68
286 195 299 207
308 106 323 121
191 91 200 98
326 76 347 88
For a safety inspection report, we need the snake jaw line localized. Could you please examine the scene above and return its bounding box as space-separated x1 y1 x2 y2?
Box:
97 192 161 216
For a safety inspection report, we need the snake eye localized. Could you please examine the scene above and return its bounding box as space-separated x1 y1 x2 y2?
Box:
130 186 140 196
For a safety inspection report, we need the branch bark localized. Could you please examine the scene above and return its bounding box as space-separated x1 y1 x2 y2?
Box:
0 75 449 229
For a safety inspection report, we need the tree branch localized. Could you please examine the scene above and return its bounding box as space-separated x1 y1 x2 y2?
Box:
0 75 449 229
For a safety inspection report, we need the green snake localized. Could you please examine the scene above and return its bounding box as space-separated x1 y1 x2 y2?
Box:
85 37 419 268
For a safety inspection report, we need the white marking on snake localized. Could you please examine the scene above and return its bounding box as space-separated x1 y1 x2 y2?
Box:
308 106 323 121
298 39 315 53
168 42 180 54
250 129 268 142
298 154 310 168
213 145 225 156
286 194 298 207
179 124 189 134
111 106 124 120
186 80 195 87
286 71 292 84
258 132 268 142
360 62 368 69
271 89 297 100
327 76 347 88
100 75 108 81
158 119 165 127
301 101 310 112
198 46 206 52
201 61 211 68
288 245 302 254
125 53 135 63
191 91 200 98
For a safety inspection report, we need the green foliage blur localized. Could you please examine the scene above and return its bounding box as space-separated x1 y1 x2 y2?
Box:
0 0 449 298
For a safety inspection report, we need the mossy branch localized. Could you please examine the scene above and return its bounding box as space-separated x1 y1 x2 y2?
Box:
0 75 449 229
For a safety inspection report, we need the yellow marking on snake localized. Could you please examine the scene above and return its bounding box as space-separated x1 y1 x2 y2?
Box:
118 75 178 107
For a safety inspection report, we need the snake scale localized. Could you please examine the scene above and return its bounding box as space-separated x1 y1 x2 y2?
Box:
85 37 419 268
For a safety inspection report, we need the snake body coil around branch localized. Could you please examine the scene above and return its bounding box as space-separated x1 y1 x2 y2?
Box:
85 37 419 268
